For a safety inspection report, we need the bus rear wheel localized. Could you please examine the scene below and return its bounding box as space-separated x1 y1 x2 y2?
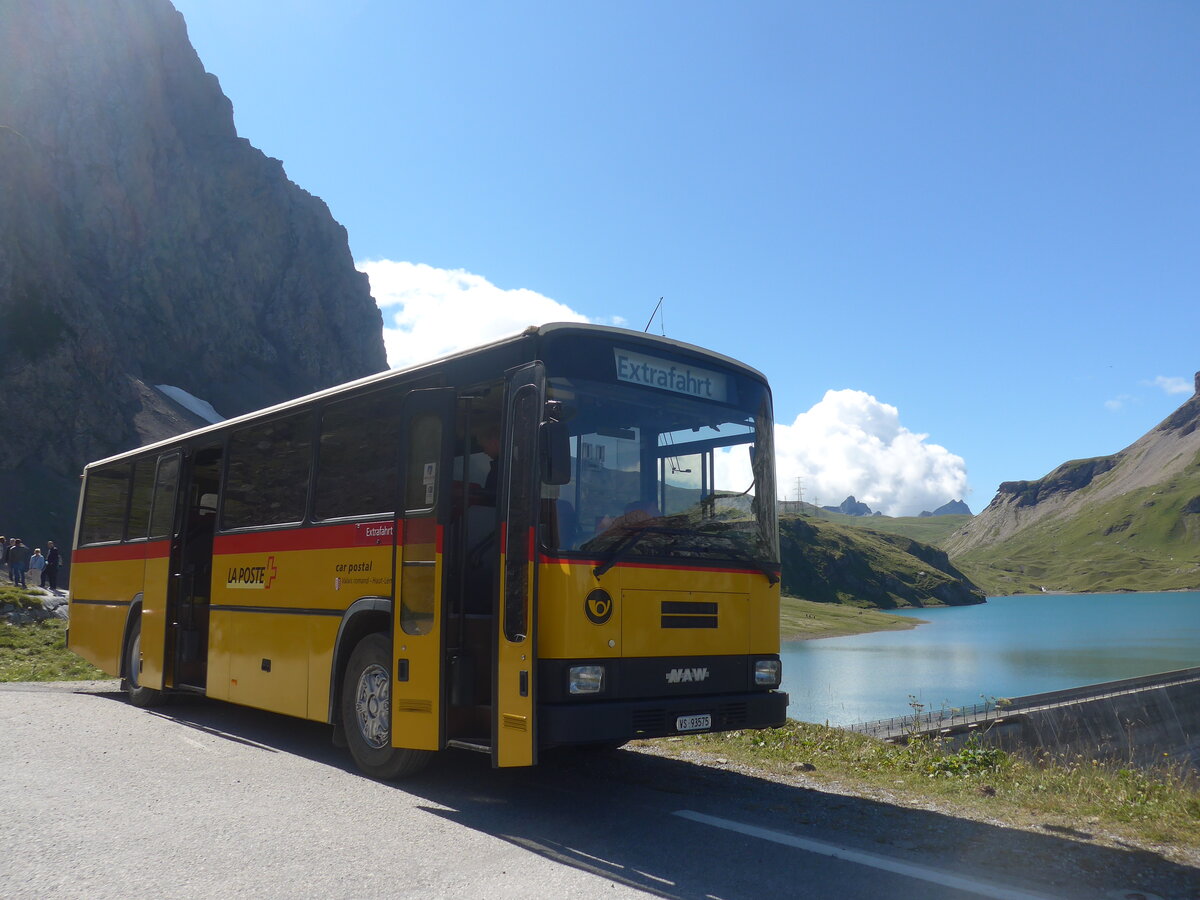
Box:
123 619 166 708
341 633 431 779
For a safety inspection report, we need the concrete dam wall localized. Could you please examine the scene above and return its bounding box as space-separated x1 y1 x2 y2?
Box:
849 668 1200 768
984 677 1200 768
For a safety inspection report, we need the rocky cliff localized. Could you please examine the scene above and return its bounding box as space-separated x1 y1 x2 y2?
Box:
822 495 875 517
919 499 972 517
946 373 1200 594
0 0 387 546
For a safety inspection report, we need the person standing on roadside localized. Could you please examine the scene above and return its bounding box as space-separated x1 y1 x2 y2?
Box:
9 538 31 587
0 536 7 583
44 541 61 593
30 548 46 586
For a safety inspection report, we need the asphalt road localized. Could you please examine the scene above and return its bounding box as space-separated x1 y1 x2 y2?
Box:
1 682 1195 899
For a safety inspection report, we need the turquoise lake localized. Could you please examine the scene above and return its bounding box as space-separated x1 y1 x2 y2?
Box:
779 591 1200 726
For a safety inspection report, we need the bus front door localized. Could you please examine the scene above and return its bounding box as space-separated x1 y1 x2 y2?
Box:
138 451 181 691
494 363 544 767
392 388 455 752
171 444 221 690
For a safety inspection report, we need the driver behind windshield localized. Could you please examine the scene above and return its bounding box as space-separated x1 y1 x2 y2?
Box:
598 500 661 534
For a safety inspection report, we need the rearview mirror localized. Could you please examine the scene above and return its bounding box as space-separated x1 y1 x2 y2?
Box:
540 419 571 485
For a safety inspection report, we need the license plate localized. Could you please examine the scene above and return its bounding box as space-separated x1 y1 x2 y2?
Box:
676 714 711 732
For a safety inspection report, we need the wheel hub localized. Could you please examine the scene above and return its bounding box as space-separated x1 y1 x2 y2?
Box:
354 663 390 749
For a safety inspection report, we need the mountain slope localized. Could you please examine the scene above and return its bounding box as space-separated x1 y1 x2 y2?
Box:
0 0 387 544
811 504 972 547
946 374 1200 594
780 515 985 608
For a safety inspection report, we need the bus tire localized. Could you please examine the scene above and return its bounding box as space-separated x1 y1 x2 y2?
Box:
124 619 166 708
341 633 431 780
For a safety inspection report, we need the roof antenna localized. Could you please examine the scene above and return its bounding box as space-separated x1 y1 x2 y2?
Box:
644 297 664 334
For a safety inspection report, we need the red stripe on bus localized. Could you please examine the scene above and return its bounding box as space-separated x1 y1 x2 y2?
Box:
402 518 437 547
214 523 363 554
73 540 171 564
212 520 446 555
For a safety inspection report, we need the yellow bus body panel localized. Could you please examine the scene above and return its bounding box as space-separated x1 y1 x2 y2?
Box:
225 612 311 719
536 560 780 660
495 547 535 768
68 555 146 675
535 559 622 659
139 551 171 690
209 540 393 722
621 589 749 656
66 600 126 676
392 538 442 751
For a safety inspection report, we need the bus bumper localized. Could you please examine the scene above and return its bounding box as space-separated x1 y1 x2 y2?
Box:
538 690 789 747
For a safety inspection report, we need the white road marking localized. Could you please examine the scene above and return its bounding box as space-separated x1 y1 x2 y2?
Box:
631 869 675 886
674 810 1060 900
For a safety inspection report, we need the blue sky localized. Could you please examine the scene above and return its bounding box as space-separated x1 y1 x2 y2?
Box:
172 0 1199 516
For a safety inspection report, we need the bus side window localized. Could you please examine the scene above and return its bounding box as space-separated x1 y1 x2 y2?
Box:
314 389 403 520
404 412 441 513
223 411 314 529
147 455 180 541
126 457 157 541
79 464 132 545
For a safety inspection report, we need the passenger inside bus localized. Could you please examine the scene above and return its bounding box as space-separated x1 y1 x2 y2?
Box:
478 431 501 505
599 499 661 534
463 417 501 613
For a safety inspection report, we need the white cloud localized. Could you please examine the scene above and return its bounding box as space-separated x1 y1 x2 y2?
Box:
1150 375 1192 396
357 259 592 369
774 389 968 517
1105 394 1132 412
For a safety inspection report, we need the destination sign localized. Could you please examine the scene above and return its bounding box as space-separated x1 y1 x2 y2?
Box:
613 349 729 402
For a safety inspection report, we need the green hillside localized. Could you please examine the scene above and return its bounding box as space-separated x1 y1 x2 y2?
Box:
779 515 985 608
946 383 1200 596
954 463 1200 595
812 506 971 547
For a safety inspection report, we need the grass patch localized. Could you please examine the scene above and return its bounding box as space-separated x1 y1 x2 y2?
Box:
780 594 925 640
645 722 1200 851
0 584 50 608
0 618 107 682
817 510 972 547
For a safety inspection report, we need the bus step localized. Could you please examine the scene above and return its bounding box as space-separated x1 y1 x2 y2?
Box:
447 739 491 754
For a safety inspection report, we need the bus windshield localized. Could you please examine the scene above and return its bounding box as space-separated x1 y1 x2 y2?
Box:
541 375 779 571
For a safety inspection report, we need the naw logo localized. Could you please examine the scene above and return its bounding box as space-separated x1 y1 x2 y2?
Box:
665 667 709 684
226 556 278 590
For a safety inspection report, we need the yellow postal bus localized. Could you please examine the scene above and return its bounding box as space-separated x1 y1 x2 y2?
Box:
68 324 787 777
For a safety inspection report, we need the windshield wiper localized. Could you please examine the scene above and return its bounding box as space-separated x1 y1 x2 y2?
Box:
592 526 682 578
591 525 779 584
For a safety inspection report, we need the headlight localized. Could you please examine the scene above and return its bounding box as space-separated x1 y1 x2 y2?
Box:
568 665 605 694
754 659 781 687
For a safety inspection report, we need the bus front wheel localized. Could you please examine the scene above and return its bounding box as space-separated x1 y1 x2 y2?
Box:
341 633 431 779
